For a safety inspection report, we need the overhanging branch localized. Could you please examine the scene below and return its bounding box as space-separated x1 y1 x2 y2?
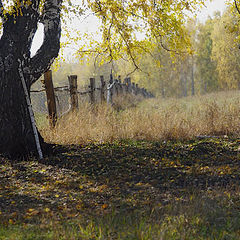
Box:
29 0 63 84
0 0 4 18
235 0 240 15
30 0 41 10
12 0 40 9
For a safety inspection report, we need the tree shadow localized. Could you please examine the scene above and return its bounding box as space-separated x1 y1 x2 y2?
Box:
0 138 239 223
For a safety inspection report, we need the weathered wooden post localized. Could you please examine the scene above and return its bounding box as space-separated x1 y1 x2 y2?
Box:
118 75 123 94
89 78 96 104
136 84 139 95
100 75 106 103
124 77 131 93
143 88 147 97
118 75 121 83
132 82 136 95
19 61 43 159
110 72 116 97
128 77 132 94
44 70 57 128
68 75 78 112
107 75 114 105
107 86 112 105
115 79 120 96
123 78 128 93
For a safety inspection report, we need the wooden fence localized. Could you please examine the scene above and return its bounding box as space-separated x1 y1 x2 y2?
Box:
31 70 154 128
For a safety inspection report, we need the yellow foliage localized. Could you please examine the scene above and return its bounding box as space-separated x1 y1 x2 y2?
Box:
0 0 207 67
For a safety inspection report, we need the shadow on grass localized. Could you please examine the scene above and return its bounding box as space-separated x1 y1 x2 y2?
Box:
0 138 239 229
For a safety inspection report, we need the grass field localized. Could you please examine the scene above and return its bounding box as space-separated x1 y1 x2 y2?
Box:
42 90 240 145
0 91 239 239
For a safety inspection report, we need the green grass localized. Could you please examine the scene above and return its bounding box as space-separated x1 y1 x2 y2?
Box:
0 138 240 239
1 203 240 240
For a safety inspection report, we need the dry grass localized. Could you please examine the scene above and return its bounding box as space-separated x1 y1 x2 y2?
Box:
42 90 240 145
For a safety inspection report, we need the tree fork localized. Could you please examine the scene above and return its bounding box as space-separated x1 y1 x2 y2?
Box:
0 0 63 159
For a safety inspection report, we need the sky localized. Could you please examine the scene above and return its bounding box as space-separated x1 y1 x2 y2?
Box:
31 0 228 56
197 0 227 21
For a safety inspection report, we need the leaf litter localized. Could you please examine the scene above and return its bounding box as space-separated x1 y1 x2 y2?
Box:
0 137 239 225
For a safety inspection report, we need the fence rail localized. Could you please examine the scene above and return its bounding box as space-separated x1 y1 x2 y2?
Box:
30 70 154 128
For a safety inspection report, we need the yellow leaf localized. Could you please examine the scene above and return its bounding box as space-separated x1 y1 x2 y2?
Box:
9 219 14 224
76 204 82 210
45 208 50 213
102 204 108 209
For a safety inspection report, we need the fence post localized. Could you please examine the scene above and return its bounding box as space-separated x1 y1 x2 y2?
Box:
68 75 78 112
143 88 147 97
123 78 128 93
44 70 57 128
128 77 132 93
100 75 106 103
118 75 121 83
115 79 120 96
118 75 123 94
110 71 113 84
107 87 112 105
89 78 96 104
136 84 139 95
107 76 113 105
132 82 136 95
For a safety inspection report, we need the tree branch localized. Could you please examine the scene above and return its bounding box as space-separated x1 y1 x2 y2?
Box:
30 0 41 10
0 0 4 18
126 66 138 77
12 0 40 9
29 0 63 84
234 0 240 15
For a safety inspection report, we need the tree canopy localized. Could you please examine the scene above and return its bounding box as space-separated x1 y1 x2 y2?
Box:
0 0 206 67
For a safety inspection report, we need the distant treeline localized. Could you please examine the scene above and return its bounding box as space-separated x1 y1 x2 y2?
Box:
32 6 240 98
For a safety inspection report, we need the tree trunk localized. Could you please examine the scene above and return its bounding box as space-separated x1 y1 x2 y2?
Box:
180 63 187 97
191 56 195 96
0 0 62 159
0 53 40 158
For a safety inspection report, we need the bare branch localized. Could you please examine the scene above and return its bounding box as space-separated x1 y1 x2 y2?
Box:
29 0 63 84
93 52 101 69
104 15 114 63
77 47 108 56
110 14 140 70
96 0 103 13
235 0 240 15
126 66 139 77
152 31 189 56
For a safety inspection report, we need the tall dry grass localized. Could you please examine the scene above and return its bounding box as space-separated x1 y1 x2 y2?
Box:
42 91 240 145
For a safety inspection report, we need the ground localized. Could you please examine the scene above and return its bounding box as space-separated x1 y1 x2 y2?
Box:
0 137 240 239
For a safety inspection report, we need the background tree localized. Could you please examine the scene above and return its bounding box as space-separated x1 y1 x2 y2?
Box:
195 16 218 94
211 7 240 90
